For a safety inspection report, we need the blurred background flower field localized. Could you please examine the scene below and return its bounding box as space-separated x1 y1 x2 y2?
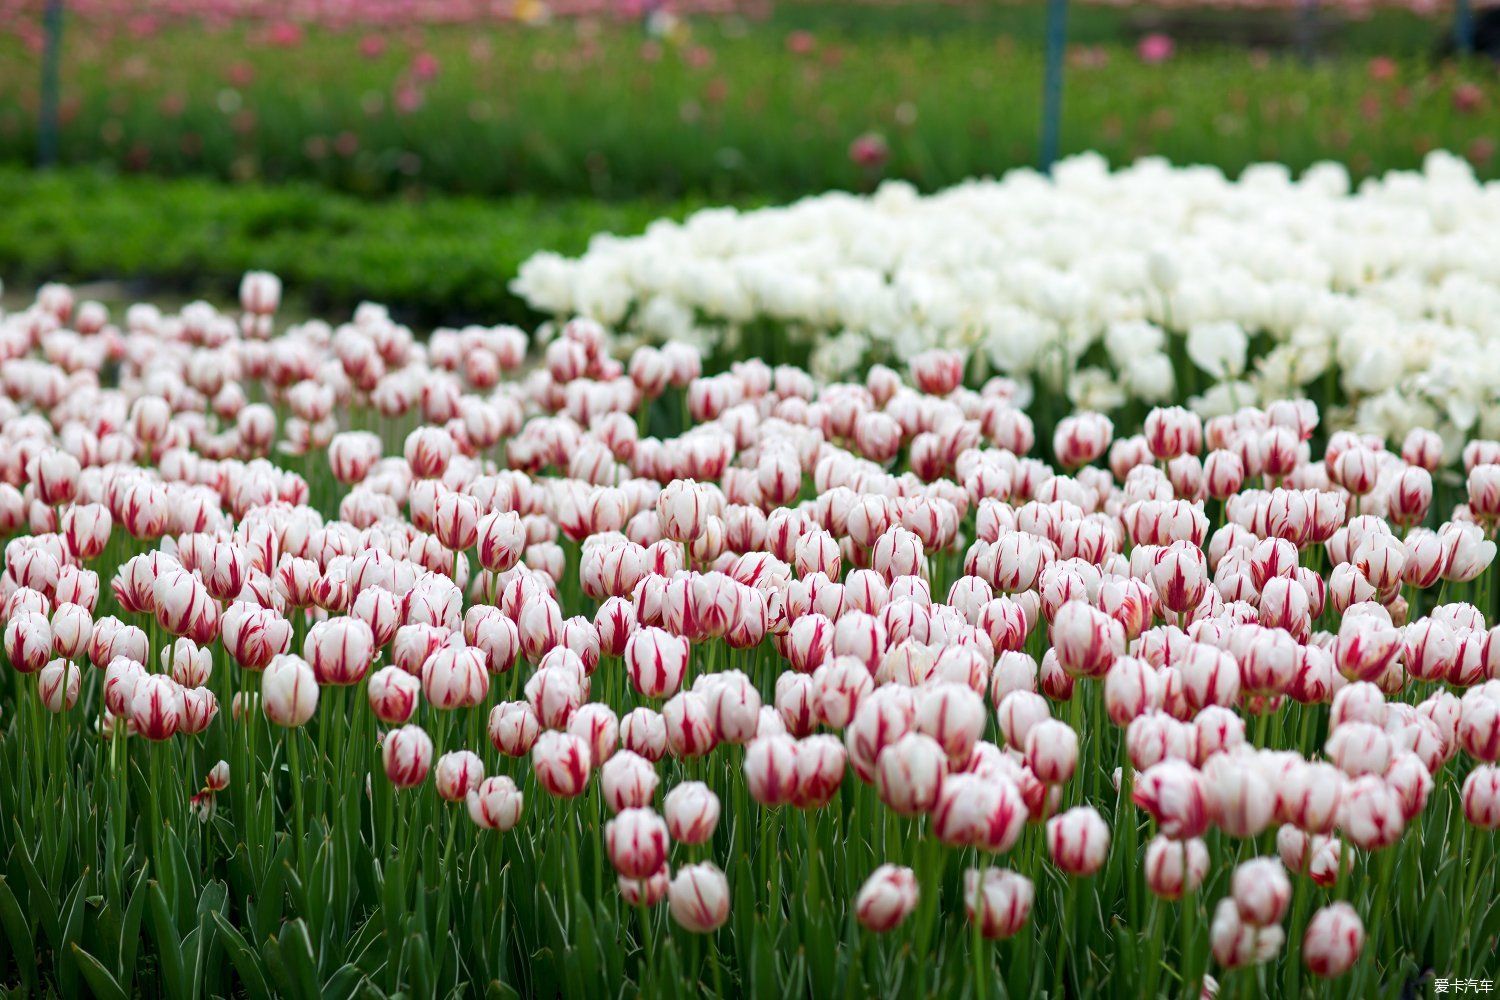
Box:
1 0 1497 318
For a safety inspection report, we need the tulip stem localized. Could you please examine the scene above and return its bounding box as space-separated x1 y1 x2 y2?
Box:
637 897 656 991
287 727 307 870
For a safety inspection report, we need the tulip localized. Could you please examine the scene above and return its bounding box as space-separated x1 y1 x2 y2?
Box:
464 775 524 832
221 602 292 672
383 725 435 788
1133 759 1210 839
1461 765 1500 828
567 702 619 765
434 750 485 802
934 773 1026 853
368 666 420 724
532 730 591 797
875 732 947 816
4 611 52 674
996 689 1050 749
489 701 542 756
963 867 1034 939
1046 806 1110 876
130 674 183 741
38 658 81 712
303 616 376 686
1302 903 1364 978
1210 898 1284 969
793 734 847 808
662 690 716 759
1144 834 1209 899
663 781 719 844
1229 857 1291 927
619 866 670 907
1024 719 1079 785
263 655 319 727
657 479 717 543
601 750 659 813
667 862 730 933
1338 775 1405 850
855 864 919 933
625 627 690 699
620 706 669 762
914 683 986 764
606 807 670 880
423 643 490 710
744 734 799 807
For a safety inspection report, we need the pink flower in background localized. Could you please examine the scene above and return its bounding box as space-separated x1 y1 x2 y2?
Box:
1137 33 1174 65
266 21 303 48
848 131 889 171
1454 83 1484 115
360 34 387 59
412 51 441 81
786 30 816 56
1368 56 1397 81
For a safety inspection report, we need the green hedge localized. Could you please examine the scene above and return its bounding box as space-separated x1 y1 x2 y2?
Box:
0 169 705 325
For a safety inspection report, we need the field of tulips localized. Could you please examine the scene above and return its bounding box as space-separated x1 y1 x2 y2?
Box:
1 265 1499 999
517 150 1500 448
1 5 1496 199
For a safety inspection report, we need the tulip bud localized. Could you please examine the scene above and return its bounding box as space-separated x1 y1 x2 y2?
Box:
1210 898 1284 969
1144 834 1209 900
532 730 592 797
383 724 435 788
934 773 1026 852
663 690 716 759
621 706 668 762
130 674 183 741
1230 857 1291 927
434 750 485 802
875 732 947 816
618 866 670 907
855 865 919 933
963 867 1034 939
1024 719 1080 785
1461 765 1500 828
1133 759 1209 839
38 658 81 712
606 807 671 880
4 611 52 674
368 666 420 724
263 654 319 727
668 862 730 933
601 750 660 813
664 781 719 844
1046 806 1110 876
626 627 690 699
1302 903 1363 979
467 775 524 831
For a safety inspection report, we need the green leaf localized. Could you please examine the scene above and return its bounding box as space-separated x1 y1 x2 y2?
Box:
11 828 62 950
147 880 188 1000
276 918 323 1000
71 944 130 1000
209 910 272 1000
118 865 149 989
0 875 37 992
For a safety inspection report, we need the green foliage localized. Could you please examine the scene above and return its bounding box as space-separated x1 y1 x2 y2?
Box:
0 168 702 324
0 11 1494 202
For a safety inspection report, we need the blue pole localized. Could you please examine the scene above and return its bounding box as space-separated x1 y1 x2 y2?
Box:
1039 0 1069 173
38 0 65 167
1455 0 1474 53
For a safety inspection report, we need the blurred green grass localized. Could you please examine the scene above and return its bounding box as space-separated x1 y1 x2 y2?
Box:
0 168 711 324
0 8 1494 201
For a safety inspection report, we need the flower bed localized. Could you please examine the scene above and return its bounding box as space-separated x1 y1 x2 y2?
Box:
0 274 1497 995
517 151 1500 446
